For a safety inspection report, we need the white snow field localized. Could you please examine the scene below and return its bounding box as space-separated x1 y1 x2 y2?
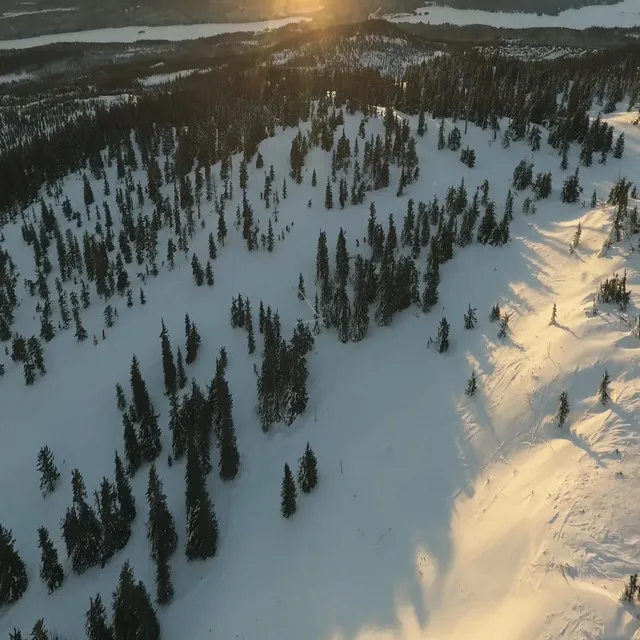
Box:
386 0 640 29
2 104 640 640
0 16 312 50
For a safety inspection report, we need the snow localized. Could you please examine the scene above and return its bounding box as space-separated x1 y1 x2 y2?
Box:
0 71 32 83
386 0 640 29
2 97 640 640
0 7 77 19
138 69 200 86
0 16 313 50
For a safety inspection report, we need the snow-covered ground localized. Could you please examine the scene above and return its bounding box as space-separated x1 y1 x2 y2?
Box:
386 0 640 29
138 69 201 87
0 7 76 19
0 70 33 83
0 15 312 50
2 99 640 640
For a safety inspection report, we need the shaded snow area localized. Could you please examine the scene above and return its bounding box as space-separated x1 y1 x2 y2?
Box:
387 0 640 29
271 34 443 76
138 70 201 87
3 103 640 640
0 16 312 50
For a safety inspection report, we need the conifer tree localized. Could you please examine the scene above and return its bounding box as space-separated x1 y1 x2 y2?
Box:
160 320 177 396
112 561 160 640
205 261 214 286
463 305 477 330
216 370 240 481
122 412 141 476
599 370 611 405
185 315 201 365
37 446 60 497
155 555 174 606
312 169 317 187
436 317 450 353
297 273 306 301
281 463 297 518
30 619 49 640
129 355 152 420
325 178 333 210
557 391 570 427
114 451 136 524
185 439 218 560
465 371 477 397
498 313 510 338
37 526 64 593
0 524 28 605
85 593 113 640
297 443 318 493
146 464 178 562
176 347 187 389
550 303 558 325
95 477 131 566
489 303 501 322
139 409 162 464
613 133 625 159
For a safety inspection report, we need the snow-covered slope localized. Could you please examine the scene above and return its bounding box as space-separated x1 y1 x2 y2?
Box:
2 102 640 640
386 0 640 29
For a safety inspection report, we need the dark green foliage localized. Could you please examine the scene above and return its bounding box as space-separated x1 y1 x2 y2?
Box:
561 168 582 204
497 313 511 339
37 445 60 497
465 371 477 397
599 370 611 406
297 443 318 493
185 314 201 364
436 317 450 353
160 319 176 396
185 439 218 560
146 464 178 562
489 303 501 322
155 555 174 606
598 271 631 311
112 561 160 640
557 391 570 427
37 526 64 593
176 347 187 389
623 573 639 603
0 524 28 605
122 412 141 476
464 305 477 329
86 593 113 640
114 451 136 524
281 463 297 518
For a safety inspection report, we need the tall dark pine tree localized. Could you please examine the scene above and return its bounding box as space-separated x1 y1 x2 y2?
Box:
160 319 177 396
129 355 152 420
95 477 131 567
599 370 611 405
0 524 28 605
112 561 160 640
155 555 174 606
185 439 218 560
122 412 141 476
297 443 318 493
557 391 570 427
281 463 297 518
146 463 178 562
114 451 136 524
436 317 450 353
185 314 201 365
37 526 64 593
37 445 60 497
216 370 240 481
86 593 113 640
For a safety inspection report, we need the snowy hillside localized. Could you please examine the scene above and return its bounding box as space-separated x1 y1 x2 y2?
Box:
2 52 640 640
386 0 640 28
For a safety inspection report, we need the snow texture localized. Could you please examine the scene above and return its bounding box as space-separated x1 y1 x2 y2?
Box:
1 102 640 640
0 16 312 50
387 0 640 29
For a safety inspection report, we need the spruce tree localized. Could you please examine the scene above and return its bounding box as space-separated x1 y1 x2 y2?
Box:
599 370 611 405
465 371 477 397
489 303 501 322
281 463 297 518
176 347 187 389
155 555 174 606
30 619 49 640
205 261 214 286
122 412 141 476
498 313 510 339
436 317 450 353
216 371 240 481
185 439 218 560
86 593 113 640
0 524 28 605
463 305 477 330
37 445 60 497
146 464 178 562
297 443 318 493
115 383 127 412
112 561 160 640
160 320 177 396
95 477 131 566
557 391 570 427
550 303 558 325
325 178 333 210
37 526 64 593
185 315 201 365
297 273 306 301
114 451 136 524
